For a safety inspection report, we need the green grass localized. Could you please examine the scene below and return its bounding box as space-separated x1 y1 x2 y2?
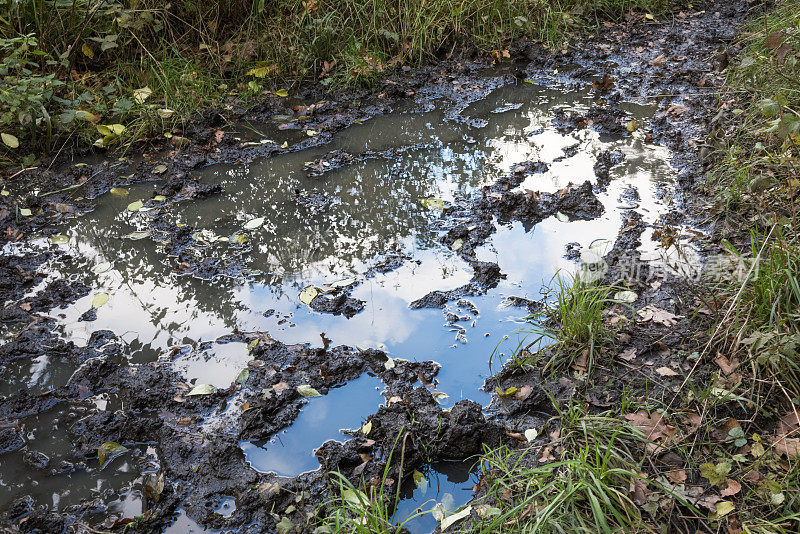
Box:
492 274 612 374
0 0 670 158
472 410 652 533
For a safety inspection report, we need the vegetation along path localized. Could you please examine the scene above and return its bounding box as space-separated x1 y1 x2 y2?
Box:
1 0 799 532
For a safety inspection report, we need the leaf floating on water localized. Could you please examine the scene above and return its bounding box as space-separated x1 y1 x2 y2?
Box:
244 217 265 230
97 442 128 468
299 286 319 305
412 470 427 490
451 238 463 252
420 198 444 210
361 420 372 435
93 261 112 274
187 384 215 396
614 290 637 303
431 391 449 403
19 208 32 216
49 234 69 244
122 230 150 240
555 211 569 222
297 384 322 397
440 505 472 531
152 164 167 175
327 277 356 289
236 368 250 385
110 187 129 197
127 200 143 212
91 292 109 308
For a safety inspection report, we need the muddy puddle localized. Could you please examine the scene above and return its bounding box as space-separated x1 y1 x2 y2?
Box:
2 73 687 530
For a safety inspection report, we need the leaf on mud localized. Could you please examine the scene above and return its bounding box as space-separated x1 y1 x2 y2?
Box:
619 348 637 361
555 211 569 222
2 133 19 149
244 217 265 230
153 195 167 202
299 286 319 305
93 262 112 274
152 164 167 175
440 505 472 531
384 357 396 370
656 366 679 377
187 384 215 396
97 442 128 467
275 517 294 534
19 208 32 216
133 86 153 104
236 368 249 385
614 290 637 303
297 384 322 397
431 391 449 403
495 386 519 397
650 54 666 67
50 234 69 244
515 385 534 400
524 428 538 442
158 109 176 119
127 200 143 212
361 420 372 435
274 89 289 97
91 292 109 308
110 187 129 197
626 120 639 133
306 130 317 136
637 305 680 326
420 198 444 210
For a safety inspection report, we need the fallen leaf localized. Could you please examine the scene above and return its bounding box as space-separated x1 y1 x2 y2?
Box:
152 164 167 175
127 200 143 212
637 305 680 326
244 217 265 229
97 442 128 467
440 505 472 531
656 366 679 377
297 384 322 397
2 133 19 149
666 469 687 484
91 293 109 308
299 286 319 305
619 348 637 361
514 385 534 400
721 478 741 497
361 420 372 435
650 54 666 67
187 384 215 396
715 501 735 517
714 353 740 375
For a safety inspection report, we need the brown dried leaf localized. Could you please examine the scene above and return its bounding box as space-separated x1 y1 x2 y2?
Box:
714 353 740 375
666 469 687 484
637 305 680 326
619 347 637 361
766 30 784 49
650 54 667 67
721 478 741 497
656 366 679 377
514 385 534 401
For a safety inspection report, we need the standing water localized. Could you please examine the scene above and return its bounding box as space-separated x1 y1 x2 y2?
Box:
1 73 682 532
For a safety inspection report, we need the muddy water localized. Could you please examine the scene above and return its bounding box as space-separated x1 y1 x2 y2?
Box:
1 77 681 530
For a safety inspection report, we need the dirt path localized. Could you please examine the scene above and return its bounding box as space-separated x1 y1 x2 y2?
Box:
0 2 755 532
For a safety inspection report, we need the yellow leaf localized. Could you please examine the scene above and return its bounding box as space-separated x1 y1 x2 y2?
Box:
91 292 109 308
275 89 289 97
715 501 735 517
361 420 372 435
82 42 94 58
2 133 19 149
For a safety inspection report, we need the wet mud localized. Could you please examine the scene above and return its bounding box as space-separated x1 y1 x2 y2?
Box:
0 1 754 532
